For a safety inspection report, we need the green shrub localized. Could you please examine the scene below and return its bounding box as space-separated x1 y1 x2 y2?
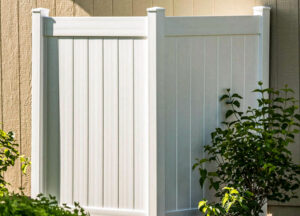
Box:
0 128 89 215
193 82 300 215
198 187 248 216
0 193 89 216
0 129 30 195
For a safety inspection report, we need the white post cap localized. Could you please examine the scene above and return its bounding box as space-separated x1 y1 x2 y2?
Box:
253 6 271 16
147 7 165 13
32 8 49 17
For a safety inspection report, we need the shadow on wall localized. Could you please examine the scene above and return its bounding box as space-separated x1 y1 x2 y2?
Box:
73 0 99 16
55 0 113 16
72 0 151 16
72 0 263 17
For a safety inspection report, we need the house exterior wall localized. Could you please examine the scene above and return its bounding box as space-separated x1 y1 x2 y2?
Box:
0 0 299 215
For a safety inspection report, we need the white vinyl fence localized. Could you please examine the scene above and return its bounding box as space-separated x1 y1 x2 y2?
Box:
32 6 270 216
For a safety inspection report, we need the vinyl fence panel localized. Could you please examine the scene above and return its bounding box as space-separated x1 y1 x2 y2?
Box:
32 6 270 216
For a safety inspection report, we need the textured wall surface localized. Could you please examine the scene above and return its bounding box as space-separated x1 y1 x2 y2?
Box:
268 205 300 216
0 0 299 215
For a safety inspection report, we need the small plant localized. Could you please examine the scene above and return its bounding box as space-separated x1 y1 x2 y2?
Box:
0 193 89 216
193 82 300 215
198 187 248 216
0 129 30 195
0 128 89 215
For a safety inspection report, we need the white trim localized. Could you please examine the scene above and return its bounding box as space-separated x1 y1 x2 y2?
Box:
165 208 199 216
147 7 166 216
31 8 49 197
83 207 146 216
164 16 260 37
44 17 147 37
66 205 146 216
253 7 271 216
253 6 271 89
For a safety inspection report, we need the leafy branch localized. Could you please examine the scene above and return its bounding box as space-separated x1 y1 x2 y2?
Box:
194 82 300 216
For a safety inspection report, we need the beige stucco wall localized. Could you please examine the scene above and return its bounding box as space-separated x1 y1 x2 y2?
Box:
0 0 299 215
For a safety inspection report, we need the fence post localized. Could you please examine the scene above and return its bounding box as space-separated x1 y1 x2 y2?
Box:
253 6 271 89
147 7 165 216
31 8 49 198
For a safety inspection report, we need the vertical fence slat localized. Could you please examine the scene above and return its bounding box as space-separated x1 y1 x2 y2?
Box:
59 38 74 204
73 39 88 205
218 36 232 122
190 37 205 208
203 37 218 201
176 37 191 209
232 36 245 110
103 39 119 208
133 39 147 210
244 35 259 108
88 39 104 207
46 37 60 197
118 39 134 209
164 38 177 211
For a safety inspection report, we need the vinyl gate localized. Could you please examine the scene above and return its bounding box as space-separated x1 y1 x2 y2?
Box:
32 6 270 216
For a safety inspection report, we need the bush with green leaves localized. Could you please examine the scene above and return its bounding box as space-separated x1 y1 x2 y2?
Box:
193 82 300 215
198 187 248 216
0 128 89 216
0 193 89 216
0 129 30 195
